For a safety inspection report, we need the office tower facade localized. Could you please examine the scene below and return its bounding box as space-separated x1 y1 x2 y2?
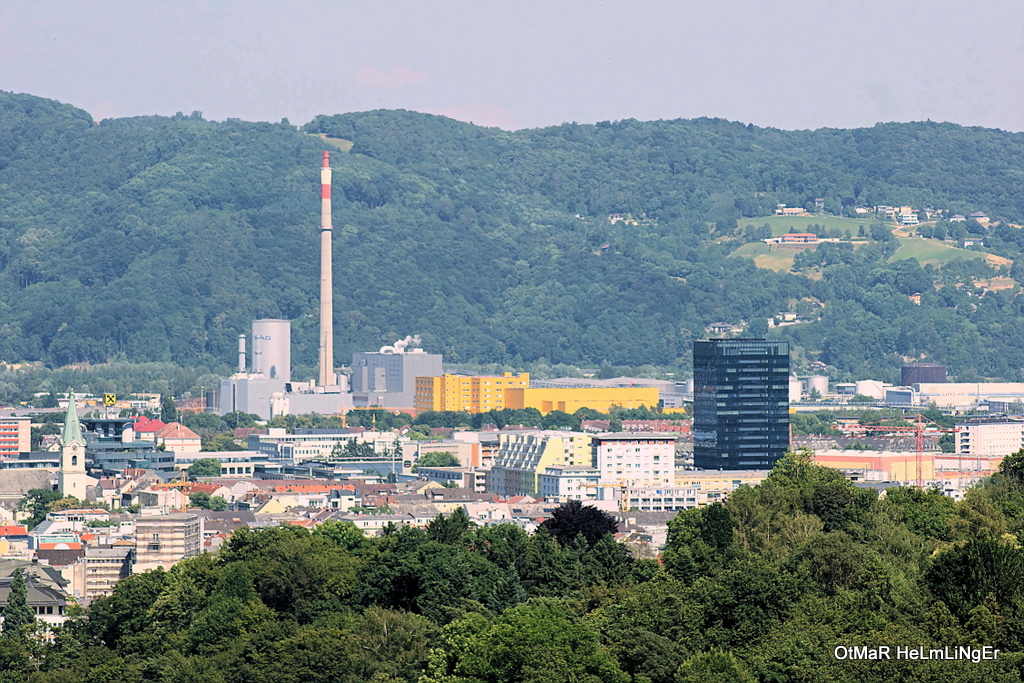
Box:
693 339 790 470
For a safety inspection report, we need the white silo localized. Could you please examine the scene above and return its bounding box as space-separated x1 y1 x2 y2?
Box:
806 375 829 397
251 319 291 381
789 376 803 402
854 379 885 399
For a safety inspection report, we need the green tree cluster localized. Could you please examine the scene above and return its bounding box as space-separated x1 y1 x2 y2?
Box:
3 92 1024 383
12 457 1024 681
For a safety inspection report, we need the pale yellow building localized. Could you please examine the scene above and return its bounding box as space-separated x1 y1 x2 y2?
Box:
414 373 530 413
675 469 770 491
504 386 659 415
812 451 936 482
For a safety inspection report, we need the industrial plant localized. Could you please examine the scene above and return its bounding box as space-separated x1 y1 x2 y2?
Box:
212 152 442 419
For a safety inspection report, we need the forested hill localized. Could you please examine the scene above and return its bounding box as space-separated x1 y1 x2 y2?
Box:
3 91 1024 381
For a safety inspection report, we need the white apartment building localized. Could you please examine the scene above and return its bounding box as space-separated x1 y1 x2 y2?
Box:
593 433 676 488
955 418 1024 457
623 485 711 512
539 466 600 501
134 513 202 571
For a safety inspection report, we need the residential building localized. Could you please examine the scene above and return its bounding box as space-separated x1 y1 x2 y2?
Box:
675 469 770 491
81 545 133 602
416 466 488 492
134 514 202 571
451 431 501 467
488 431 594 497
0 417 31 455
131 416 166 441
538 466 600 501
80 416 174 474
693 339 790 470
155 422 202 453
593 433 676 487
0 452 60 470
329 512 436 536
414 372 530 413
955 417 1024 457
622 485 711 511
0 574 68 628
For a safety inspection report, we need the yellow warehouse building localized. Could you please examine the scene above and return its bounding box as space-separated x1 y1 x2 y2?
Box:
504 386 659 415
414 374 660 415
414 373 530 414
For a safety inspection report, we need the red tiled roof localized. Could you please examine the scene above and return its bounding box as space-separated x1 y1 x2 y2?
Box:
155 422 201 440
0 525 28 536
133 416 167 433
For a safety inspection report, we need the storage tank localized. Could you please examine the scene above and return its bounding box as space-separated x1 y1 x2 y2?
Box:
789 376 803 402
684 378 694 396
902 363 946 386
251 319 291 381
806 375 829 397
854 380 885 399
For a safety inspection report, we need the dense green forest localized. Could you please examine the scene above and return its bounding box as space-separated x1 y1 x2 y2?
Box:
3 91 1024 383
5 451 1024 682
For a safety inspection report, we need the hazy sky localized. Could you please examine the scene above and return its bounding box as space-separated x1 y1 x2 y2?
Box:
2 1 1022 131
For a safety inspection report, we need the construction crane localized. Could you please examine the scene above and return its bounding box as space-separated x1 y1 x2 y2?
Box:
836 414 958 488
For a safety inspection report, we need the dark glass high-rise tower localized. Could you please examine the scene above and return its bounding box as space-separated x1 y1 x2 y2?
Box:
693 339 790 470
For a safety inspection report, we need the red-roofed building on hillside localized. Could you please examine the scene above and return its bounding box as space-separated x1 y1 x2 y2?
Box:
155 422 201 454
0 525 28 537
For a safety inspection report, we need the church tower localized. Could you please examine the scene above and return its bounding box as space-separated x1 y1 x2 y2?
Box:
58 391 93 497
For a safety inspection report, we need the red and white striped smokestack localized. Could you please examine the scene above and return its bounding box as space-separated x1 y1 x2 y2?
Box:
318 151 335 386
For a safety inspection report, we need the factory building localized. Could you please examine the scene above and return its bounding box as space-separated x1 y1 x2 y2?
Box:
894 382 1024 409
414 373 529 413
251 319 291 381
504 386 659 415
351 338 443 412
902 363 946 386
217 320 289 419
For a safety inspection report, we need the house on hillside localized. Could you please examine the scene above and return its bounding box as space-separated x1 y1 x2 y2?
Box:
779 233 819 244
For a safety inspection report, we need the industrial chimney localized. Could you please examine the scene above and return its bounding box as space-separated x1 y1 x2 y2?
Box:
318 151 336 386
238 333 246 372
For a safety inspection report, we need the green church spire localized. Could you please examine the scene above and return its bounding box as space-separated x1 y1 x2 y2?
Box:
62 390 85 446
